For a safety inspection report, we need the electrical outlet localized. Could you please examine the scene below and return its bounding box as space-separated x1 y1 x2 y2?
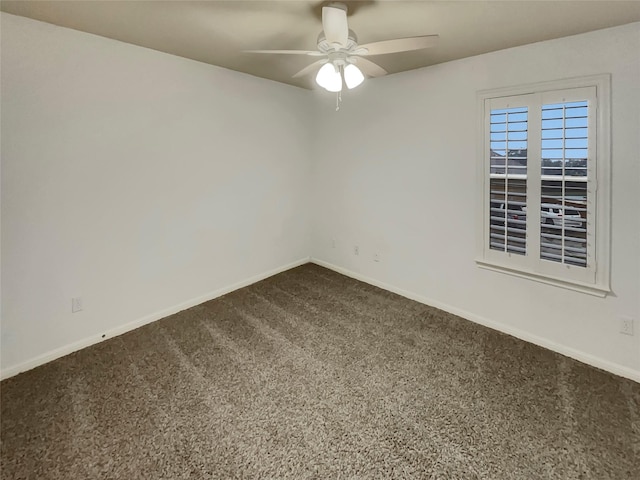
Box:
354 245 359 256
620 317 634 336
72 297 83 313
373 253 380 262
332 239 336 248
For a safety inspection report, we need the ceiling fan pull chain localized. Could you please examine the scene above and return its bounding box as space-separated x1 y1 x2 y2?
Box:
336 91 342 111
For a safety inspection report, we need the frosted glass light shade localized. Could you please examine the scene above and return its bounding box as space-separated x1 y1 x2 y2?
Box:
344 64 364 89
316 63 342 92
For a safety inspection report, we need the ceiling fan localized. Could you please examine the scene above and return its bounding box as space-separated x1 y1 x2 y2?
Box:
245 2 439 94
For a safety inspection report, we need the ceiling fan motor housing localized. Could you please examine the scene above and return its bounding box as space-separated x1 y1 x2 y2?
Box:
317 29 358 53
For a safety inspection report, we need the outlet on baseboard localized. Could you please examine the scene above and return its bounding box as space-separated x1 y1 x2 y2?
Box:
354 245 359 256
374 253 380 262
620 317 634 336
72 297 83 313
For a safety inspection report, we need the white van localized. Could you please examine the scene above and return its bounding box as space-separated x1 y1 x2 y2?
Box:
540 206 583 228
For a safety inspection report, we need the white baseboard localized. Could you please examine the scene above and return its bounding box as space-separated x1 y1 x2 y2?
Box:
1 258 310 380
311 258 640 383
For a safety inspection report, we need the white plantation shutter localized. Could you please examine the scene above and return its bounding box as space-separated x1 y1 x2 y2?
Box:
478 77 609 295
484 94 534 270
536 87 596 284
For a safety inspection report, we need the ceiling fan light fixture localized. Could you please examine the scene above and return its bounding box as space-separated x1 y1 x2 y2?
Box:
344 64 364 89
316 62 342 92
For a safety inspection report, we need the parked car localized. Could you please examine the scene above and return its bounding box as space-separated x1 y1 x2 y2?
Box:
541 206 583 228
490 201 526 228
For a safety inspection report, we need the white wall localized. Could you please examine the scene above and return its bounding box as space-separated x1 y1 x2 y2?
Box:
311 23 640 380
1 13 312 377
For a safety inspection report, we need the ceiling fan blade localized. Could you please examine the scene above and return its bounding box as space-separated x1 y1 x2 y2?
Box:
351 57 387 78
292 59 328 78
322 4 349 48
356 35 439 55
244 49 324 56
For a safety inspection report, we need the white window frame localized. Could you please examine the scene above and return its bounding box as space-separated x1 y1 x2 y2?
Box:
476 75 611 297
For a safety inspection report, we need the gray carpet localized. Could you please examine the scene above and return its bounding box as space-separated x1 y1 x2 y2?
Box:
1 264 639 479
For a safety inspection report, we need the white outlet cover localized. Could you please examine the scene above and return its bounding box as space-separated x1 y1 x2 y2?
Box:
620 317 634 336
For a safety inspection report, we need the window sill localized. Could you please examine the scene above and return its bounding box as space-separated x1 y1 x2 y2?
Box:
475 259 610 297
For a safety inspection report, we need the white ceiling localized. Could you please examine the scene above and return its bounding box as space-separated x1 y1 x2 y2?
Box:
2 1 640 90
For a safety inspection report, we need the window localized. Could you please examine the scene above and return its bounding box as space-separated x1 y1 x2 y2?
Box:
476 75 611 296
